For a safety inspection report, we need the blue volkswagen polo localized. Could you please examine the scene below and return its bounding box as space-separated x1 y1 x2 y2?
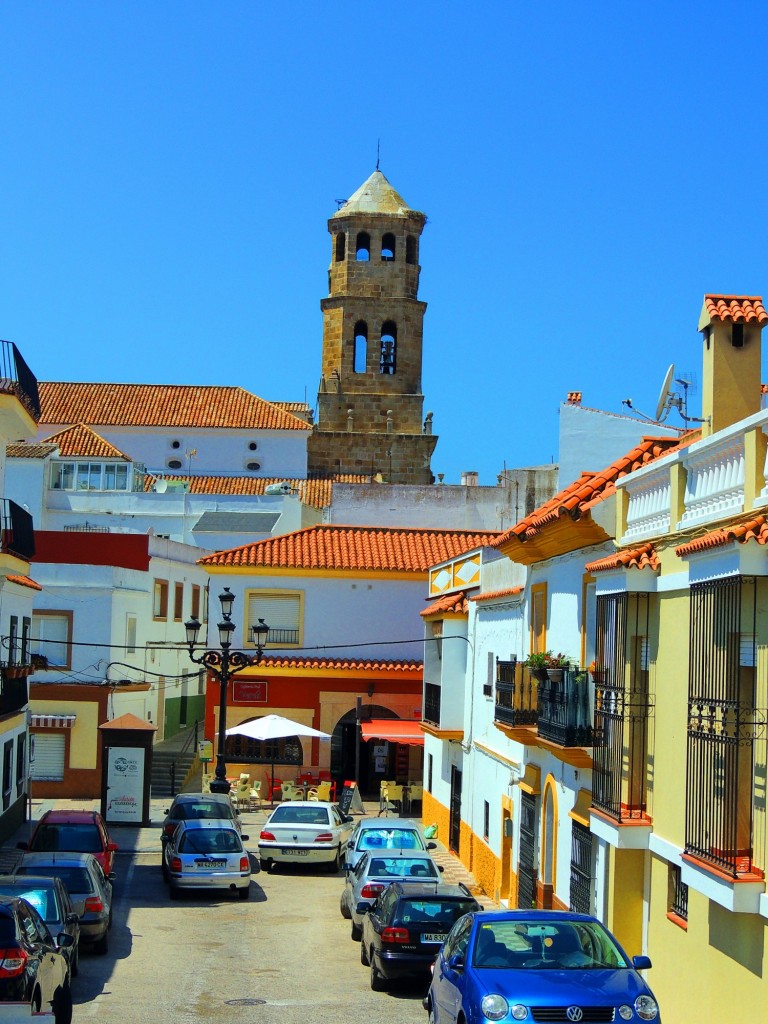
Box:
424 910 660 1023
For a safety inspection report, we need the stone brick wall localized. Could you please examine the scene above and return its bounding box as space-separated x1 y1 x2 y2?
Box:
307 428 437 484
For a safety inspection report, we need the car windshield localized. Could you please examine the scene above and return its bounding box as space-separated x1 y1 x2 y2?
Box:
359 829 423 851
269 806 330 825
395 898 475 926
16 866 93 896
472 920 629 970
31 824 102 854
177 803 232 821
0 886 61 924
178 829 241 854
367 857 438 880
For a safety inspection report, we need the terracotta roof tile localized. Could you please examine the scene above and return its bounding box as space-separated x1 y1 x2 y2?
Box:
470 586 524 603
675 515 768 556
493 435 693 548
143 474 371 511
6 574 42 591
702 294 768 324
6 442 58 459
420 592 469 618
199 524 497 572
39 382 310 431
42 424 131 460
258 655 421 672
585 543 660 573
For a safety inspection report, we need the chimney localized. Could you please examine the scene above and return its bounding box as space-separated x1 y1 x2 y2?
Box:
698 295 767 436
566 391 582 405
461 471 479 487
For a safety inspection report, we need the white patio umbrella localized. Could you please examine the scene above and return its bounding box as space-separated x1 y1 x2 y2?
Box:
226 714 332 802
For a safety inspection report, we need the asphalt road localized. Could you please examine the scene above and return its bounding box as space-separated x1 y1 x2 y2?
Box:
69 842 429 1024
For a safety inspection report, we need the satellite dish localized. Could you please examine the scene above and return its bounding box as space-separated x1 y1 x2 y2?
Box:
655 364 675 421
154 479 168 493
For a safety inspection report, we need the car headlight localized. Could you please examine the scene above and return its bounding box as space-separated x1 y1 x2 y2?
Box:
635 995 659 1020
618 1006 633 1021
510 1005 528 1021
481 994 509 1021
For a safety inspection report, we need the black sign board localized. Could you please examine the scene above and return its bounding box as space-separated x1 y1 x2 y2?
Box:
339 779 363 815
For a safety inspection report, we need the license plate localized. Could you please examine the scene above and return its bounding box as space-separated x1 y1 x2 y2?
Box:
195 859 226 868
421 933 445 943
281 848 309 855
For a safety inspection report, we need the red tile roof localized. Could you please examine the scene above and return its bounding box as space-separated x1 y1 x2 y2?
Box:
5 575 42 591
43 424 131 460
585 543 660 573
420 592 469 618
470 586 524 603
675 515 768 556
199 524 497 572
39 382 310 431
493 435 692 548
257 655 422 672
143 474 371 511
702 294 768 324
6 443 58 459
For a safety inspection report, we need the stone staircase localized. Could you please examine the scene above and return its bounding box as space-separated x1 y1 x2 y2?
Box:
150 725 199 799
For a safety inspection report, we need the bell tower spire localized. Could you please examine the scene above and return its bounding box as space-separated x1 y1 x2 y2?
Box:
308 170 438 483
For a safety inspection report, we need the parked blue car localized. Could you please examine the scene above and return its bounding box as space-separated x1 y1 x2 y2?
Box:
424 909 660 1023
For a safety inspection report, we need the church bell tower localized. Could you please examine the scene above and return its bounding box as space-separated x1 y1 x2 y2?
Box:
307 170 438 484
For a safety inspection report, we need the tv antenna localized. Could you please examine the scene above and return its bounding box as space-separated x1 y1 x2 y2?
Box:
622 363 708 427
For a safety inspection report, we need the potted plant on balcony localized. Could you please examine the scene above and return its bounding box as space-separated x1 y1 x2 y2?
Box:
524 651 572 683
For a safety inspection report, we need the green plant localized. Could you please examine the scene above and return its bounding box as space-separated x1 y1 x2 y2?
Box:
525 650 572 669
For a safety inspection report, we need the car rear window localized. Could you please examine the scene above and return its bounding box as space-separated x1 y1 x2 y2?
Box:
31 824 102 854
0 887 61 924
177 803 232 821
16 866 93 895
178 829 241 854
359 829 423 851
395 899 476 926
269 806 330 825
368 857 438 879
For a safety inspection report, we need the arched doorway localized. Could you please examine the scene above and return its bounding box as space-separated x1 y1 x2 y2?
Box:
331 705 399 799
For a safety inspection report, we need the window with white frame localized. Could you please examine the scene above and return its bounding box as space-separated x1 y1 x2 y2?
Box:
31 612 72 669
246 591 303 647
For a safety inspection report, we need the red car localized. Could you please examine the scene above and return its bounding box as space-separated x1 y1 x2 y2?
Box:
19 810 119 876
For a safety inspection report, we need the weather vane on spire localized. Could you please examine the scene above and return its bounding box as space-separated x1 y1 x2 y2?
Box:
376 138 380 171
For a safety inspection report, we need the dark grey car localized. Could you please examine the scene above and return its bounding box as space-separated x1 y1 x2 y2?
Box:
340 849 443 940
0 874 81 978
15 852 113 954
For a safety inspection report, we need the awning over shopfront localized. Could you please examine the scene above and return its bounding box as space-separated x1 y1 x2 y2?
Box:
360 719 424 746
30 715 76 729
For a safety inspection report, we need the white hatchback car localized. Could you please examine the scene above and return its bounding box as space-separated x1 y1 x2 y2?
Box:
258 801 354 872
162 818 251 900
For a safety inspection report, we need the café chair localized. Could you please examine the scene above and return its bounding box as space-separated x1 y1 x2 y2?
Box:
318 771 337 800
407 783 423 813
281 782 304 801
379 783 404 817
307 780 332 802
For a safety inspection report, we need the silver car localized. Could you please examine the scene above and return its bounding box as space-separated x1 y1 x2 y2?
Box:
258 801 354 872
340 848 443 939
162 818 251 900
344 817 436 873
15 852 113 955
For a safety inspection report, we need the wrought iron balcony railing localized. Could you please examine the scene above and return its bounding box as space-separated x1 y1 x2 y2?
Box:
494 660 539 729
0 499 35 561
0 340 41 421
423 682 441 728
0 672 29 717
537 669 594 747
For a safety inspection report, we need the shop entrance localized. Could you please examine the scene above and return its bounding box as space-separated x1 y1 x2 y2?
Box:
330 705 400 800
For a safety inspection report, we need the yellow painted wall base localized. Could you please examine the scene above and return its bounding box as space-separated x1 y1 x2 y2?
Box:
606 848 645 954
422 790 450 848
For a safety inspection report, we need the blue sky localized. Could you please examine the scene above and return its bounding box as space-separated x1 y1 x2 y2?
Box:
2 2 767 486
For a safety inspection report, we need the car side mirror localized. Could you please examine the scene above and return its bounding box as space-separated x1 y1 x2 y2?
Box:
107 842 119 852
343 814 353 823
56 933 76 948
164 808 170 814
107 872 116 881
632 955 652 970
16 841 28 851
438 865 444 872
426 842 437 850
447 953 464 972
355 901 373 915
240 834 250 842
65 913 79 926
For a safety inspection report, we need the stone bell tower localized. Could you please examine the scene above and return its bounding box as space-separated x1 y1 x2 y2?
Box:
307 170 438 484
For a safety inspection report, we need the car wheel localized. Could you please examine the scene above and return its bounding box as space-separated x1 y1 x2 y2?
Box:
238 885 250 901
93 930 109 955
360 941 369 966
370 956 386 991
260 859 272 873
351 919 362 941
31 990 42 1015
340 892 351 919
327 846 341 873
53 981 73 1024
161 858 169 882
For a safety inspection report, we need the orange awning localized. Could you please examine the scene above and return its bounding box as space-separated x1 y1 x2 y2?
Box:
360 719 424 746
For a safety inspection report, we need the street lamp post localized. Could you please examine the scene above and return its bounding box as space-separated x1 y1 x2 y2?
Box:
184 587 269 795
